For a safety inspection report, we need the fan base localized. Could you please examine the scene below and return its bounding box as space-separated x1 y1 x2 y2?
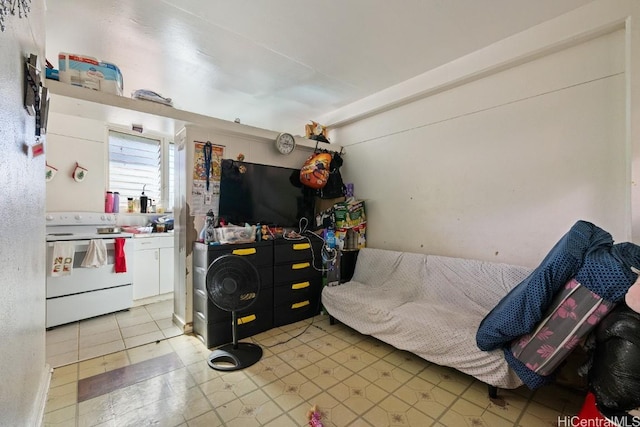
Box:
207 342 263 371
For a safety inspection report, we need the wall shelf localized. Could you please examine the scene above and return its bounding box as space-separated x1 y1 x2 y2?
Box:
45 79 341 151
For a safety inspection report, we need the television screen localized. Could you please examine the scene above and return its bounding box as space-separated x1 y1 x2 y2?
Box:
218 160 315 228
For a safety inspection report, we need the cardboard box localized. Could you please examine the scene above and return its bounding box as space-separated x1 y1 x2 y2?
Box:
58 52 123 95
314 196 345 215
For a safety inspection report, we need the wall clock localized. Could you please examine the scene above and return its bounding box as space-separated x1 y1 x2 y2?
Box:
275 132 296 155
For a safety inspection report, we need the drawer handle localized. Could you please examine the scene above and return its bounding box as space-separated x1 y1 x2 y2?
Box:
291 300 310 309
292 262 310 270
292 281 310 290
237 314 256 324
293 243 310 250
233 248 256 256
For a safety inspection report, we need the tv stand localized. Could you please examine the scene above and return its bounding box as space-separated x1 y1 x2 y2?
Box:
193 237 323 348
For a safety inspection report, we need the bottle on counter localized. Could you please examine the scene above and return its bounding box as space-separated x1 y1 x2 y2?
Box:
113 192 120 213
127 197 134 213
105 191 114 213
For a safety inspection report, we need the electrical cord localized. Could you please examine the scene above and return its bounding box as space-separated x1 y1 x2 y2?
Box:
253 217 336 348
281 217 337 272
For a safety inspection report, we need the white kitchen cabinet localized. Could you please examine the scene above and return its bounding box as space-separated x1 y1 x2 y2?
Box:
159 247 175 294
133 235 175 300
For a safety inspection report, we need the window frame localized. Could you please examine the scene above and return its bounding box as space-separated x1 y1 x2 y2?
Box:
106 125 174 212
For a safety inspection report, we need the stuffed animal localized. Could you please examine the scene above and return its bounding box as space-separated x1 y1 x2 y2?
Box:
306 404 323 427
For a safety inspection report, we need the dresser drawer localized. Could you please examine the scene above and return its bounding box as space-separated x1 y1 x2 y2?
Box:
274 239 323 264
274 296 320 327
274 277 322 306
274 261 321 283
194 243 208 268
206 287 273 323
205 309 273 348
208 241 273 267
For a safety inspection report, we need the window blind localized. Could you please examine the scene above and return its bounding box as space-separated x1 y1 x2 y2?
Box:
108 130 161 209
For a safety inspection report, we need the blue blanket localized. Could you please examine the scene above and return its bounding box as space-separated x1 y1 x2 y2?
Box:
476 220 640 388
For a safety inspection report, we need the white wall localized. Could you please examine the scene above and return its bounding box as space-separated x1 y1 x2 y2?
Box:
46 112 107 212
324 0 638 268
0 1 50 425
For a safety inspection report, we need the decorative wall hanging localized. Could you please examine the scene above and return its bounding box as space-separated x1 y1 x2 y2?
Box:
72 162 88 182
191 140 224 216
24 53 49 138
0 0 32 32
45 162 57 182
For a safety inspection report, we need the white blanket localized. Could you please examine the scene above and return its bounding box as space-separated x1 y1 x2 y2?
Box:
81 240 108 268
321 248 532 389
51 242 75 276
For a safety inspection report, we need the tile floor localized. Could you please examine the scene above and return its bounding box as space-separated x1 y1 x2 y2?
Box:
46 294 183 368
43 314 586 427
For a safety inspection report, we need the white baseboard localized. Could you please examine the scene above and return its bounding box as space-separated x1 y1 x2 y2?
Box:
35 364 53 427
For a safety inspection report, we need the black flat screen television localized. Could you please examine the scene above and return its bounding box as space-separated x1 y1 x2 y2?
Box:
218 159 315 228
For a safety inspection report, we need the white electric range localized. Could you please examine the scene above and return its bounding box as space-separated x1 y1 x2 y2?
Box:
45 212 134 328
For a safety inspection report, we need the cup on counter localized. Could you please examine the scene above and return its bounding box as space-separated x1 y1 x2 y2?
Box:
156 223 166 232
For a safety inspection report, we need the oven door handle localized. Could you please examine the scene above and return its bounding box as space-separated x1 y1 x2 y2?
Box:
46 239 125 248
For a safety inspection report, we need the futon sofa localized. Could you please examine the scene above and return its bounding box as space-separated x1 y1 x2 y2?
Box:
321 247 533 389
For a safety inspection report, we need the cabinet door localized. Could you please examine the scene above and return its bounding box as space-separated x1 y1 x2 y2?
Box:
133 249 160 300
159 247 174 294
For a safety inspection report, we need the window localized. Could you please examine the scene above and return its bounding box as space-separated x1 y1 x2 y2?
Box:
108 130 174 212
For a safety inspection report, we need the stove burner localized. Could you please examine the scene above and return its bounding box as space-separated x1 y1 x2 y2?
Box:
47 233 74 236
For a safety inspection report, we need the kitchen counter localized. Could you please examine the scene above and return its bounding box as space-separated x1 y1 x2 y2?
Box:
133 231 174 238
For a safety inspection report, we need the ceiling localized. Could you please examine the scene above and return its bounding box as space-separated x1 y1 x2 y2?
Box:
44 0 596 135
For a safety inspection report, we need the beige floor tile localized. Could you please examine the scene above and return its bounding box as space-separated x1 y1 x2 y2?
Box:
518 399 566 426
116 312 155 329
363 403 416 427
120 320 160 338
78 340 125 361
179 393 213 421
461 382 529 422
155 317 177 330
79 328 122 348
126 339 174 364
299 358 354 390
46 323 78 344
262 413 299 427
46 382 78 414
395 376 456 419
123 329 165 348
185 409 224 427
50 364 78 387
45 311 588 427
162 325 184 338
330 344 380 373
358 359 414 393
47 337 78 357
48 351 80 369
418 364 474 395
78 315 119 336
42 404 77 427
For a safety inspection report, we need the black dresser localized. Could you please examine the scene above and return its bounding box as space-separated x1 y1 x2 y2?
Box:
193 237 323 348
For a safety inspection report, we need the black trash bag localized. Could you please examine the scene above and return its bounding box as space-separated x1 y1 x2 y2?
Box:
319 152 346 199
588 304 640 418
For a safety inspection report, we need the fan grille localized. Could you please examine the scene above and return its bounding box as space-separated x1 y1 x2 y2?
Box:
206 255 260 312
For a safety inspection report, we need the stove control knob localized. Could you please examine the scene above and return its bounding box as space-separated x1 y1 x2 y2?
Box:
46 214 54 221
101 215 106 220
75 214 82 221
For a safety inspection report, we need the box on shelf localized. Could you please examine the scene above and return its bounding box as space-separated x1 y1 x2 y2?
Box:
334 199 366 250
58 52 123 95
